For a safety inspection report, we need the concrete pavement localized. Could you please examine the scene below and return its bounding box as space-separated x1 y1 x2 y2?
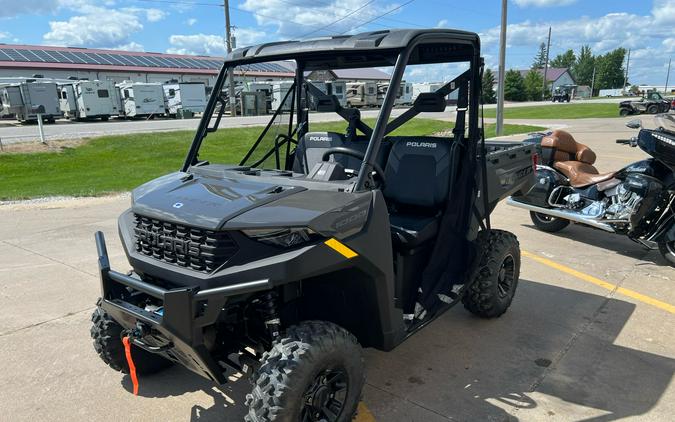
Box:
0 117 673 421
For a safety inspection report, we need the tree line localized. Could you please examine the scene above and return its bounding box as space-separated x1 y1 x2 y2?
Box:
481 43 627 103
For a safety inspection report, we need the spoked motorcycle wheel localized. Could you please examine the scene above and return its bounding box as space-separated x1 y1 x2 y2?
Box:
529 211 570 233
658 241 675 266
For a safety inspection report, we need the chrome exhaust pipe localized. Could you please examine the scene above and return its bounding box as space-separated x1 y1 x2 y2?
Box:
506 197 615 233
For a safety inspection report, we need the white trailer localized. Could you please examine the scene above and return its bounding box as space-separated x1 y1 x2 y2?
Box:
396 82 413 106
0 81 60 123
245 82 273 113
117 81 165 118
163 82 207 116
326 81 347 107
272 81 294 112
345 82 379 108
59 80 120 120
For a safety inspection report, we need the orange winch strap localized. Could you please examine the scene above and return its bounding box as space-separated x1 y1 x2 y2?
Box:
122 336 139 396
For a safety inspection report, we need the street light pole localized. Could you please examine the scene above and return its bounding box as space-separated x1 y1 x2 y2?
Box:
224 0 236 116
665 57 672 94
495 0 508 136
541 26 551 100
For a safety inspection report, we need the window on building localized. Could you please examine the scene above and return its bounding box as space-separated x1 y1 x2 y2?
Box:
335 86 343 94
97 89 110 98
168 88 176 97
124 89 131 99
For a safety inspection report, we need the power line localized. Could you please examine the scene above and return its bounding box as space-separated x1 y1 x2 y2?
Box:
298 0 378 39
340 0 417 34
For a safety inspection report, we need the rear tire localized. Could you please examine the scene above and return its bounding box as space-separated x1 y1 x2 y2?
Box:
648 105 658 114
463 230 520 318
90 300 172 375
245 321 364 422
530 211 570 233
619 108 631 117
658 241 675 266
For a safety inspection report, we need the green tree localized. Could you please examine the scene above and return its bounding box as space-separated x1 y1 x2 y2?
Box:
481 68 496 104
549 49 576 69
504 69 526 101
572 45 595 86
595 48 627 91
523 69 544 101
532 42 548 69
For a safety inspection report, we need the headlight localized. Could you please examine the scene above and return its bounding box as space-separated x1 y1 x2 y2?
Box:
242 227 318 247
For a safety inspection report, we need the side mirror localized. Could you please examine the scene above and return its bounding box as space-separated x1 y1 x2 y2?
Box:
626 119 641 129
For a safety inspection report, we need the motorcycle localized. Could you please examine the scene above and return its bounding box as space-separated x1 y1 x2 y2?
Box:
508 116 675 265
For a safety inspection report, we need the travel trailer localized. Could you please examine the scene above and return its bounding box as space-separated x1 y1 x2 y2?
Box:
59 80 120 120
326 80 347 107
245 82 273 113
163 82 207 116
396 81 413 106
345 81 379 107
117 81 165 118
272 81 294 112
0 81 60 123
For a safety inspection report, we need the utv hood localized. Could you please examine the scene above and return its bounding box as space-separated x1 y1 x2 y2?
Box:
131 171 306 230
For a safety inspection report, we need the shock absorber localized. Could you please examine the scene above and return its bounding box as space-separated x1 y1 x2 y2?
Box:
261 291 281 340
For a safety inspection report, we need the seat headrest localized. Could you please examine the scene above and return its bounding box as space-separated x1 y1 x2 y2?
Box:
541 130 596 165
292 132 346 174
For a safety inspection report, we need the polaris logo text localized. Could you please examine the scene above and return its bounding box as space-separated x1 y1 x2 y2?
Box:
309 136 331 142
406 141 437 148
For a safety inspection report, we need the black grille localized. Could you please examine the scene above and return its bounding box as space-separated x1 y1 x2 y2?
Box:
133 214 238 272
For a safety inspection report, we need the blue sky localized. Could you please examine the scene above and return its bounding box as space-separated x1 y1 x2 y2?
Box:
0 0 672 84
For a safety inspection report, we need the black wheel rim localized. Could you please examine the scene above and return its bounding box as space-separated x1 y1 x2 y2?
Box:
666 241 675 256
534 213 554 223
301 367 349 422
497 254 516 299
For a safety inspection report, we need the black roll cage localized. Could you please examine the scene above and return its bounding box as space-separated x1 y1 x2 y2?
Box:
181 31 482 192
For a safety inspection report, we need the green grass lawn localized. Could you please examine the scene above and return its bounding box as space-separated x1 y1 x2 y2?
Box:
0 119 544 200
483 102 619 119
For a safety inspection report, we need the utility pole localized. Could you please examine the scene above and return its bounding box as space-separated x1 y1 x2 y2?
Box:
623 48 631 92
665 57 672 94
495 0 507 136
590 66 596 98
541 26 551 100
224 0 236 116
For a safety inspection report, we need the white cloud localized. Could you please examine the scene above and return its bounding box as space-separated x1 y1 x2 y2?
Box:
436 19 448 28
513 0 577 7
44 8 143 47
186 18 197 26
114 41 145 52
0 31 10 40
42 5 165 48
239 0 399 38
167 29 266 55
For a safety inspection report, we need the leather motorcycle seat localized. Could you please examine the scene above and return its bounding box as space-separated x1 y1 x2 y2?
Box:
553 161 616 188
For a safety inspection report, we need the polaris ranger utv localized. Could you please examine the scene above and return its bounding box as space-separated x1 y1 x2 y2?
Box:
91 29 537 421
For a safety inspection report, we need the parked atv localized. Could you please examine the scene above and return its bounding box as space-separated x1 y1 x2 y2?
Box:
619 91 671 116
551 86 571 102
90 29 537 421
508 117 675 265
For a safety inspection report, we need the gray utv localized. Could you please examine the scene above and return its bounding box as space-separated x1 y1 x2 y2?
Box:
91 29 537 421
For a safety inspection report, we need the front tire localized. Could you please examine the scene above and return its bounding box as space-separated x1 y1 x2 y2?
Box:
619 108 631 117
463 230 521 318
648 105 659 114
90 300 172 375
658 241 675 266
245 321 364 422
530 211 570 233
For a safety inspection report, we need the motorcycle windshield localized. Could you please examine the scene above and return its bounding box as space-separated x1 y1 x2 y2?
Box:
653 114 675 135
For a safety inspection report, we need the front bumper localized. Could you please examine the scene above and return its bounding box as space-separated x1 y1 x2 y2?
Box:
95 231 270 384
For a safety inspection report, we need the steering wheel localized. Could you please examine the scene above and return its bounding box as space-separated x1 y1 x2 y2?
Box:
321 147 386 184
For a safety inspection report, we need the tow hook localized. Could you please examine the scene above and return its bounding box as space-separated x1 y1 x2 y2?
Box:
127 322 174 353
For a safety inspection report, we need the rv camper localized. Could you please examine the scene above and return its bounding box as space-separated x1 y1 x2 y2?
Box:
0 81 60 123
396 82 413 106
272 81 294 112
117 81 165 118
163 82 207 116
245 82 273 113
326 81 347 107
59 80 120 121
345 81 379 108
